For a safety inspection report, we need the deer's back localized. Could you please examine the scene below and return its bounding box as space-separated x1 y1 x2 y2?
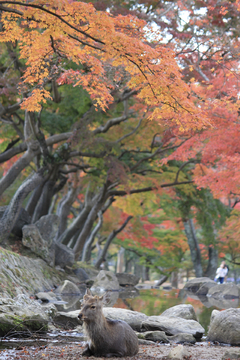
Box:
85 317 139 357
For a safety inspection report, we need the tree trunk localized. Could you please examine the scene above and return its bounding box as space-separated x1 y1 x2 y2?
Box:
56 183 80 239
94 216 132 269
117 248 125 273
204 246 218 279
0 171 44 242
183 218 203 277
73 184 109 260
25 180 47 218
57 186 95 245
32 180 55 223
82 211 103 263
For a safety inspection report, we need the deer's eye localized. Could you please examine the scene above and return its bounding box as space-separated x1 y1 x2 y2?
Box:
91 305 96 309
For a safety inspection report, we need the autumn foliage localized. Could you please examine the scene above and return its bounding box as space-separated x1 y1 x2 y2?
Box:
0 0 210 130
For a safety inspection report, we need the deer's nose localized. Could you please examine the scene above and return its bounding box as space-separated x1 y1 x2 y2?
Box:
78 313 83 320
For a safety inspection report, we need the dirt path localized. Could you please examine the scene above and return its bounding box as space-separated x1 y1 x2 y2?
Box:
0 342 237 360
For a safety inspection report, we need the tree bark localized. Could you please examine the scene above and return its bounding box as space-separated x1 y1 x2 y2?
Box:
204 246 218 279
183 218 203 277
82 211 103 263
56 183 80 239
31 180 56 223
73 184 109 260
0 171 44 242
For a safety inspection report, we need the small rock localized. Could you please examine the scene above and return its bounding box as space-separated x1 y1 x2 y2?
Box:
168 333 196 344
167 344 191 359
222 349 240 359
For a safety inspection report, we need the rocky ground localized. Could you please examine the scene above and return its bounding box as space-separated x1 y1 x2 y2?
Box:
1 342 238 360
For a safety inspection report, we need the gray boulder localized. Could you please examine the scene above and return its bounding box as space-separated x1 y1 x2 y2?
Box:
22 224 54 266
208 283 240 299
208 308 240 345
0 294 49 336
56 280 80 296
103 307 148 332
116 273 140 287
91 270 119 292
90 270 120 306
207 283 240 309
141 315 204 339
137 330 169 343
196 281 217 296
54 241 75 267
35 291 59 303
35 214 59 244
73 268 89 282
183 277 216 294
53 309 82 329
55 280 81 309
161 304 197 321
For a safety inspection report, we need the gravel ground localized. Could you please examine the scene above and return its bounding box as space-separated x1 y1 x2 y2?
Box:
0 342 238 360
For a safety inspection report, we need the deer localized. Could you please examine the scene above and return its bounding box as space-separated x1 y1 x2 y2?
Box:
78 289 139 357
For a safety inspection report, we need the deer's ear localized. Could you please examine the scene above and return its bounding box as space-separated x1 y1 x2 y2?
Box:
83 288 92 300
86 288 92 296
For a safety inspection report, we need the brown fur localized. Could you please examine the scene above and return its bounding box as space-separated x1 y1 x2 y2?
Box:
78 289 139 357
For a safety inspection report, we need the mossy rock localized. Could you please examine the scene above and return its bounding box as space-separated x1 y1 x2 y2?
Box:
0 313 25 336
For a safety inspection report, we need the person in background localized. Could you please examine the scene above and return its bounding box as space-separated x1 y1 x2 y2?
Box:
215 262 228 284
221 260 229 283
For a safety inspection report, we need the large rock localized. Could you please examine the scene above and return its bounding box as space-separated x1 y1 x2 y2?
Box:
196 281 217 296
23 215 75 268
207 296 239 309
116 273 140 287
53 309 82 329
56 280 80 296
141 315 204 339
208 283 240 299
22 214 60 266
103 307 148 332
183 277 216 294
73 268 89 282
0 247 69 298
54 241 75 267
0 294 49 336
91 270 119 292
208 308 240 345
35 214 59 245
90 270 120 305
161 304 197 321
137 330 169 343
55 280 81 309
22 224 54 266
207 283 240 309
168 333 196 344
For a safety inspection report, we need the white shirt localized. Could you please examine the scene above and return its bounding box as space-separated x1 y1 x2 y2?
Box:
216 266 228 278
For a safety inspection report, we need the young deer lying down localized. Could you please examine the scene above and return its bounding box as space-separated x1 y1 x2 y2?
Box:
78 289 139 357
